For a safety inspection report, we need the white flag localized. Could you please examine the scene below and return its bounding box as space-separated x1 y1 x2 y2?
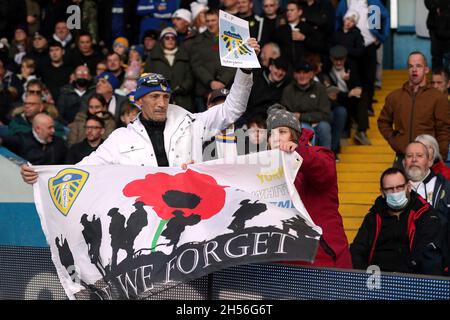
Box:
33 150 320 300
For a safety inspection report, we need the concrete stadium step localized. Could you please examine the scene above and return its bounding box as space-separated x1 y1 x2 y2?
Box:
338 182 379 193
338 172 381 182
336 163 389 172
341 145 393 154
340 204 371 217
339 192 378 205
339 153 394 163
337 69 406 243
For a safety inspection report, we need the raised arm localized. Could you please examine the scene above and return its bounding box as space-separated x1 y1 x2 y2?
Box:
194 39 260 135
195 68 253 133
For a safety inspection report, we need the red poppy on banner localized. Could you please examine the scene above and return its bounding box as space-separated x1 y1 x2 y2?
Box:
122 169 227 220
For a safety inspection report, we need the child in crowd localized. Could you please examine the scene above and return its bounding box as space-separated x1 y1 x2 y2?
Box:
119 101 140 127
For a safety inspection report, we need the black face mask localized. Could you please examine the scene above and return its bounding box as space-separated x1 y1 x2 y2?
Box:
75 78 89 88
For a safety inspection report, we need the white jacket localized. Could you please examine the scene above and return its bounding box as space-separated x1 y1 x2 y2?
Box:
78 69 253 167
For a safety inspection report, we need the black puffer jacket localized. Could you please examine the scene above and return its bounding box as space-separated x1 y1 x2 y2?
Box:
2 131 67 165
425 0 450 40
350 191 446 275
331 27 365 62
57 83 96 125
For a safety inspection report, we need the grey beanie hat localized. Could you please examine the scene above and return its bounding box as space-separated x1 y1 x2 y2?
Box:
266 103 302 133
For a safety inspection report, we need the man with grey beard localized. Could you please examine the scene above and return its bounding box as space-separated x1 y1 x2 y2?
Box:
403 142 449 207
403 141 450 273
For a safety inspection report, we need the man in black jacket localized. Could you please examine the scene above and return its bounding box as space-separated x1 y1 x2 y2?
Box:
64 32 105 76
57 65 95 125
325 45 369 147
403 141 450 269
350 167 445 275
40 40 72 103
273 0 324 68
0 113 67 165
66 114 105 164
242 57 290 126
237 0 261 39
299 0 335 51
258 0 285 47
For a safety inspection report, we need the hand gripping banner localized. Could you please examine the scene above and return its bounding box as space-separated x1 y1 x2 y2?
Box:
33 150 321 300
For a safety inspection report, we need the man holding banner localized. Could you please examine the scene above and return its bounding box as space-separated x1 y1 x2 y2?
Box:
19 14 327 300
21 38 260 183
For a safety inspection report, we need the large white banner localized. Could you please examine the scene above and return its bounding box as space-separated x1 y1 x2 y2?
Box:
33 150 321 300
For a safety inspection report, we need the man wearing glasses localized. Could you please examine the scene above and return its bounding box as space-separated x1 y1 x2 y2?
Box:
7 91 65 139
21 39 260 183
350 167 445 275
65 115 105 164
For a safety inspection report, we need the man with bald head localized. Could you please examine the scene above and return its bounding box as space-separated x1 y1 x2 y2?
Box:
259 42 281 70
0 113 67 165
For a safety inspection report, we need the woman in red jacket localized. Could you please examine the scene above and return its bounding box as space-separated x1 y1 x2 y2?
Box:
267 104 352 268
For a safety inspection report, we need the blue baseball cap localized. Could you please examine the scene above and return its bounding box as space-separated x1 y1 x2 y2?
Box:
132 73 172 100
96 71 120 91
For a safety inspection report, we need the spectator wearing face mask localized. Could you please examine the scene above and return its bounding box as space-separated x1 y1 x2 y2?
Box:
350 167 445 275
57 64 95 125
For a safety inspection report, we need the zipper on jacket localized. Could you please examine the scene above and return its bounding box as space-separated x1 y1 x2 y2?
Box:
168 115 192 157
432 183 442 209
